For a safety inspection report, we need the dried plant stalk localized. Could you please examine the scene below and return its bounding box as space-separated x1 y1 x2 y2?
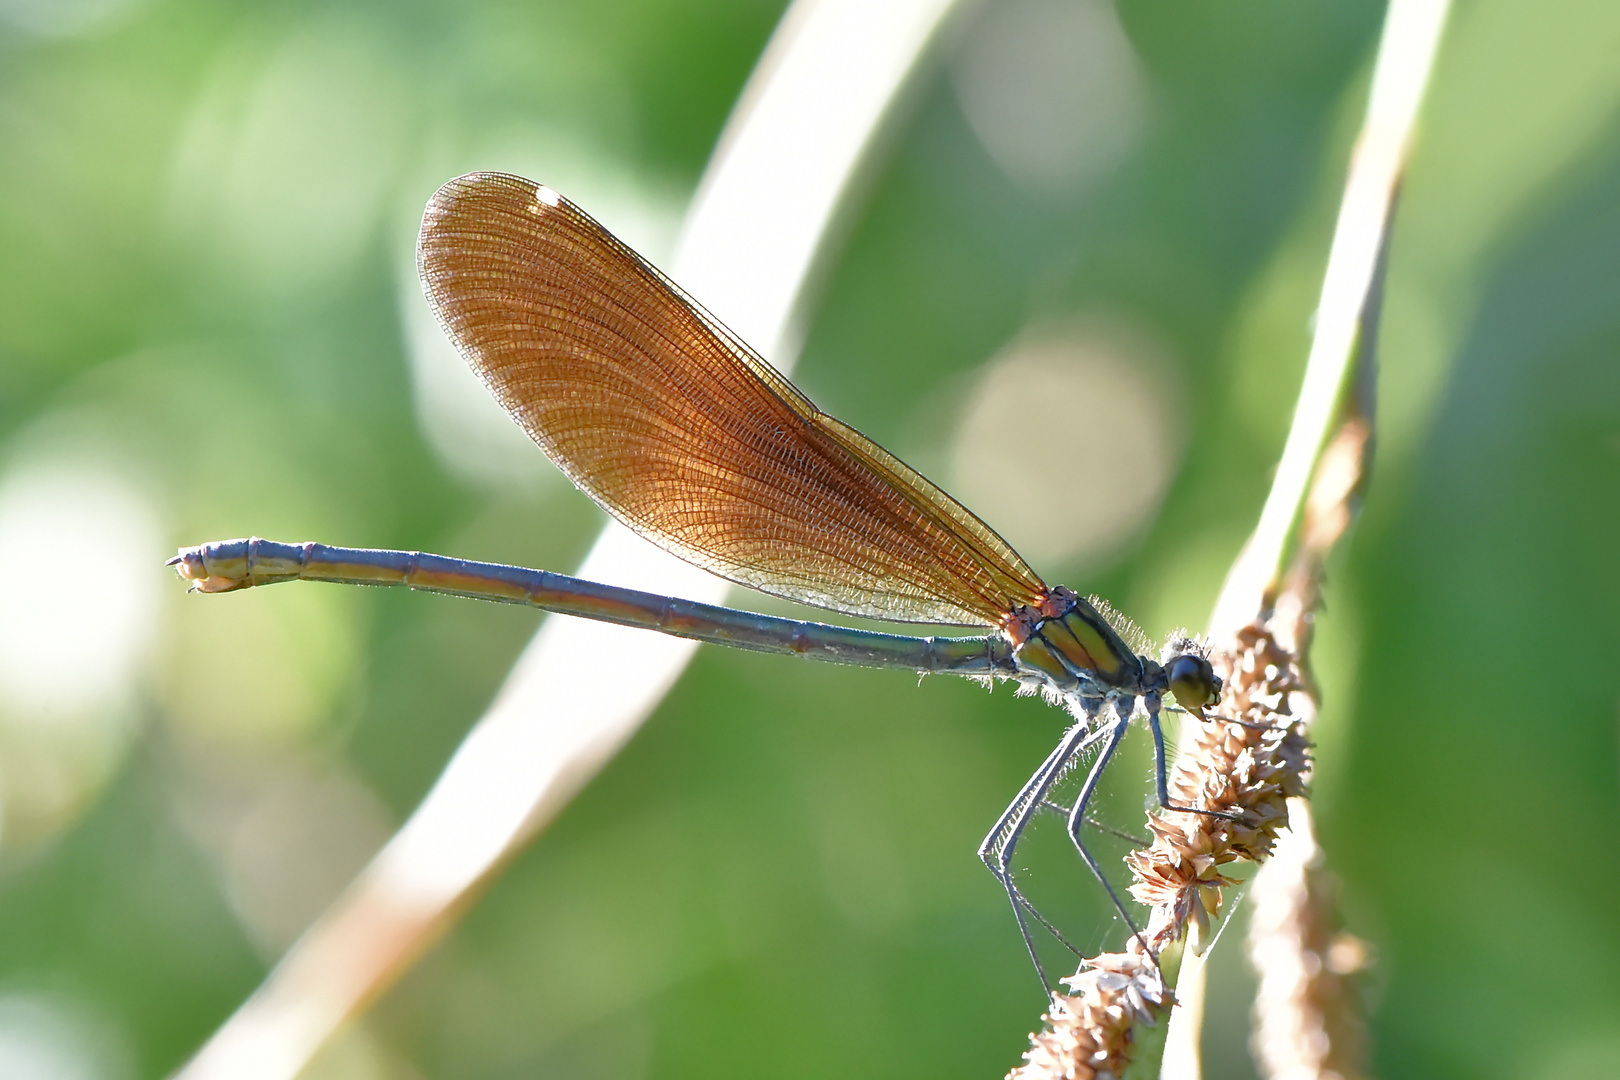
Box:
1011 952 1171 1080
1006 619 1314 1080
1247 801 1372 1080
1005 0 1450 1070
1242 413 1375 1080
1130 626 1313 949
1006 408 1374 1080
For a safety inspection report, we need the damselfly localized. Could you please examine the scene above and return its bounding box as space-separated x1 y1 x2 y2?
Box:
172 172 1236 993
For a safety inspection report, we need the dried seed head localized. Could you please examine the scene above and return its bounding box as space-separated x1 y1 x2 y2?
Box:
1125 622 1312 951
1010 621 1314 1078
1007 945 1170 1080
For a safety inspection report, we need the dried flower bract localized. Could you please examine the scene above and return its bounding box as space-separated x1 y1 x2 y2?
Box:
1008 946 1169 1080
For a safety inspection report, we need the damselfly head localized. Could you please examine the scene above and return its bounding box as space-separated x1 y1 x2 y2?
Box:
1164 651 1220 711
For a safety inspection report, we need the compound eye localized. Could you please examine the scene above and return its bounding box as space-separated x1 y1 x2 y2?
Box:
1166 654 1219 709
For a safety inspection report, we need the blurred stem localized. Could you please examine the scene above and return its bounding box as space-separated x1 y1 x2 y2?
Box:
1155 1 1451 1076
1209 0 1450 640
1005 2 1450 1078
1247 798 1372 1080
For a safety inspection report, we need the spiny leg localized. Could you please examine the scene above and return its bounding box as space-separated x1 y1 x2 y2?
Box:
979 711 1109 994
1060 701 1153 959
980 722 1100 990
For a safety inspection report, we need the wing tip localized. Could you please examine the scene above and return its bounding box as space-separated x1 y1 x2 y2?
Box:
423 171 558 222
418 172 570 313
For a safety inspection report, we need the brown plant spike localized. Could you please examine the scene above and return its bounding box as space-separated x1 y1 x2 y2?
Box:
1130 625 1313 947
1242 416 1374 1080
1010 949 1170 1080
1007 624 1313 1080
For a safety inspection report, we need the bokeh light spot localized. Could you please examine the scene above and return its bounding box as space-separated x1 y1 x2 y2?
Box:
949 320 1183 572
0 0 146 38
168 12 412 304
949 0 1147 194
223 767 394 956
0 465 161 715
163 572 358 748
0 992 130 1080
0 461 160 845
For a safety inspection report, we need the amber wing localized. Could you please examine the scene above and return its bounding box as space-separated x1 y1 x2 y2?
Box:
417 172 1046 626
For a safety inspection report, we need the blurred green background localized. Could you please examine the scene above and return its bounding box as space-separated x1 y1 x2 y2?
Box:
1 0 1617 1077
